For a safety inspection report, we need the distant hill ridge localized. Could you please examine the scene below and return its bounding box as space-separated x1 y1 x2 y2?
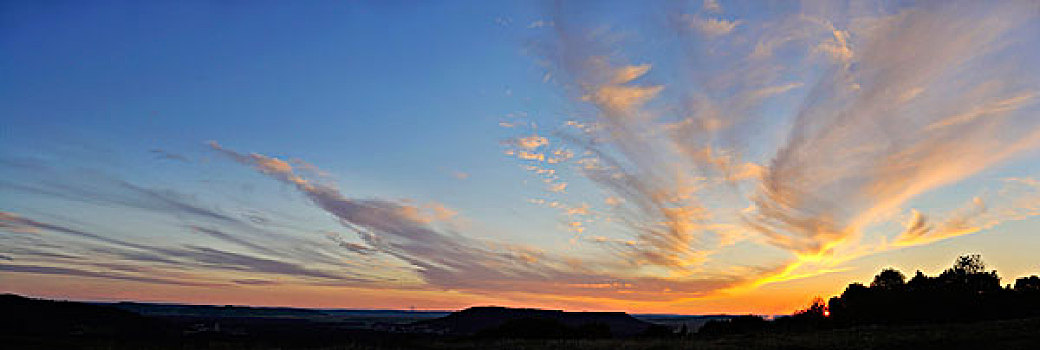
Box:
412 306 655 337
109 301 327 318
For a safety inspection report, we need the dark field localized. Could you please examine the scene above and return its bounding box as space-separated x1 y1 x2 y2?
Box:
421 317 1040 350
5 287 1040 350
5 316 1039 350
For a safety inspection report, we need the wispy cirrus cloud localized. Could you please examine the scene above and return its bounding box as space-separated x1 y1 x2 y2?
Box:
149 149 190 162
208 142 776 301
0 177 240 225
685 15 740 37
1 210 382 286
187 225 280 256
702 0 721 14
451 171 470 180
747 2 1040 261
895 177 1040 247
505 0 1040 287
0 264 223 287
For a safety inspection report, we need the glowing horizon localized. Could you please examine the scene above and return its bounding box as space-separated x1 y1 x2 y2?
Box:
3 0 1040 315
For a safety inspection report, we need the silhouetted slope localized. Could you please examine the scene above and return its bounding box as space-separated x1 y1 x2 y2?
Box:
0 294 166 338
413 306 655 337
109 301 327 318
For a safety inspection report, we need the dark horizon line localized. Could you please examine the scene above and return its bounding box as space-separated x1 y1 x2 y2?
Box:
0 292 772 317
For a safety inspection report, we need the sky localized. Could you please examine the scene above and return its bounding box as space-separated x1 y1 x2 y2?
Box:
2 0 1040 314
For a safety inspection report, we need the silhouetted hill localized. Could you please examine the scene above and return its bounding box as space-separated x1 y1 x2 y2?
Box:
109 301 327 318
0 294 168 338
412 306 656 337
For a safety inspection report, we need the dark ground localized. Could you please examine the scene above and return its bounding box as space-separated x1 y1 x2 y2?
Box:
419 317 1040 350
5 314 1039 349
3 294 1039 350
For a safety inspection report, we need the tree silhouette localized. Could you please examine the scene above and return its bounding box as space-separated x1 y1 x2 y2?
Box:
1016 276 1040 292
701 254 1040 335
938 254 1000 292
799 297 828 318
952 254 986 274
871 268 906 290
824 254 1039 326
907 270 934 291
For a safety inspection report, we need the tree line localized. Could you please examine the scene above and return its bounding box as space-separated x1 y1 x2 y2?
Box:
700 254 1040 335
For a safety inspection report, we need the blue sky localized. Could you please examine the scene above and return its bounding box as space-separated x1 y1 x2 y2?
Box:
2 0 1040 313
2 0 562 240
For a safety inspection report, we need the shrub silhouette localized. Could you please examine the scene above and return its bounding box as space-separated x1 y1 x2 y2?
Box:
699 315 768 335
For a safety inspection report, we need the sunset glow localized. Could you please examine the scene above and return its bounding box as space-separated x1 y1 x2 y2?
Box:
2 0 1040 315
